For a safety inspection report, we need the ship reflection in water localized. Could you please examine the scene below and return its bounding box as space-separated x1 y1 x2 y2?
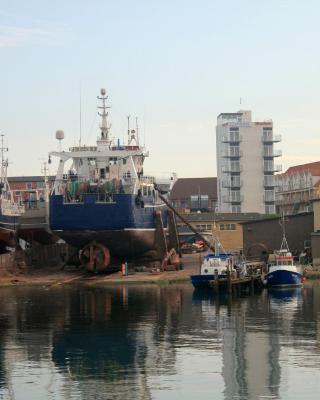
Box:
0 283 319 399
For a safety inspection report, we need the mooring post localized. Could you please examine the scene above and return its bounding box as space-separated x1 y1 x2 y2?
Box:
251 275 254 294
214 269 219 292
89 242 94 272
227 270 232 294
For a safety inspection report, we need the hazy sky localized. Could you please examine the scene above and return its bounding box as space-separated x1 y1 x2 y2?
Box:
1 0 320 178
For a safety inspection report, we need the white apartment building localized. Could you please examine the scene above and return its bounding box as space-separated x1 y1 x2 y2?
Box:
216 110 282 214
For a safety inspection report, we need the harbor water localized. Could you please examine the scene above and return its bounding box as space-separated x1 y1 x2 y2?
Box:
0 282 320 399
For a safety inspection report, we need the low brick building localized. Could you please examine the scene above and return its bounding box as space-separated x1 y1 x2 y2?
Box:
242 212 314 258
8 176 55 203
178 212 260 252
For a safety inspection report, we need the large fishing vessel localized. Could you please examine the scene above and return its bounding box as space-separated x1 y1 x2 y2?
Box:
49 89 169 267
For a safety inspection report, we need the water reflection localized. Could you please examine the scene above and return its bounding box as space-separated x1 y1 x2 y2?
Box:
0 283 319 399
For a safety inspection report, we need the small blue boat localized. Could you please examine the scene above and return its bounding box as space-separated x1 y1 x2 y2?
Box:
266 266 302 287
266 215 303 288
191 253 232 290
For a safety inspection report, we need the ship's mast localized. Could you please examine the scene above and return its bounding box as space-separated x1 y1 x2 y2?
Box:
0 134 8 184
127 115 130 144
279 212 290 252
97 88 111 141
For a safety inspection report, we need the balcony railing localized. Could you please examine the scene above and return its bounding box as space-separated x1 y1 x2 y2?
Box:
263 164 282 173
264 192 275 202
222 193 243 203
264 176 276 187
221 149 242 158
221 134 242 143
263 149 282 157
262 134 282 143
222 164 242 173
222 179 242 188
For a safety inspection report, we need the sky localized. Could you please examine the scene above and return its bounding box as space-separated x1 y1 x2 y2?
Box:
1 0 320 178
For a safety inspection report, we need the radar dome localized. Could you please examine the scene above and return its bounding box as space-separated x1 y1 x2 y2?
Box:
55 130 65 140
100 88 106 96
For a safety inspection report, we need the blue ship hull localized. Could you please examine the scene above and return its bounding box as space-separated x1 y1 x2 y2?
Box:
191 274 227 290
266 269 303 287
49 194 168 257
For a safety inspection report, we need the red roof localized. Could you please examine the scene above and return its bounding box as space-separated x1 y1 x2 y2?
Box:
280 161 320 177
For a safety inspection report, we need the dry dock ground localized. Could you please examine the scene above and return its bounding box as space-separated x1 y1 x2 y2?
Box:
0 252 319 287
0 253 202 287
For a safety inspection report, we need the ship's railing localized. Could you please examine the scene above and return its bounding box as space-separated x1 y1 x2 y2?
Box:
139 175 155 185
19 199 46 209
69 146 97 152
1 198 25 216
63 192 116 204
62 173 88 182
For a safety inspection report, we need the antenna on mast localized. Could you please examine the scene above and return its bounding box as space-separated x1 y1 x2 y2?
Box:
127 115 130 145
79 84 82 147
279 212 289 251
0 134 8 183
41 161 50 202
135 117 140 146
97 88 111 141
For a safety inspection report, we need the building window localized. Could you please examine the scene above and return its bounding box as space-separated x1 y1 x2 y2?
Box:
37 182 45 189
231 191 241 202
264 190 275 202
220 223 236 231
195 224 212 232
190 195 199 210
26 183 32 190
265 205 275 214
200 195 209 210
180 199 188 208
231 205 241 213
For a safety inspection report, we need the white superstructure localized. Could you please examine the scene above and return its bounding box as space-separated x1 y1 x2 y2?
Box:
216 110 281 214
48 89 154 199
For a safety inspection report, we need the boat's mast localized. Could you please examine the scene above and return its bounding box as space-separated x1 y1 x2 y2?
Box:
280 212 289 251
127 115 130 145
0 134 8 184
97 88 111 141
136 117 140 147
41 161 50 202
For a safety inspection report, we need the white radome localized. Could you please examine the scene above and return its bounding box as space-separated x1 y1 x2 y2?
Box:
56 130 65 140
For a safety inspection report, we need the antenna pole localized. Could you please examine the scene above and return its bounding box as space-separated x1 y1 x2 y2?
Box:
41 161 50 202
127 115 130 145
0 134 8 183
79 84 82 147
135 117 140 146
97 89 111 141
